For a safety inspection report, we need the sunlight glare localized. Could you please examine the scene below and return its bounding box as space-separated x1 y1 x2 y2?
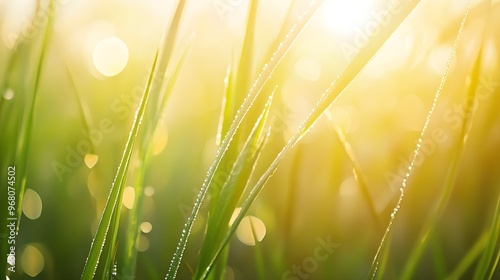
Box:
22 189 42 220
84 153 99 169
236 216 267 246
136 235 150 252
3 88 14 100
322 0 374 35
21 245 44 277
140 222 153 233
122 186 135 209
92 36 129 77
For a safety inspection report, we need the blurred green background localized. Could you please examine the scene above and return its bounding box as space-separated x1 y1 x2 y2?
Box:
0 0 499 279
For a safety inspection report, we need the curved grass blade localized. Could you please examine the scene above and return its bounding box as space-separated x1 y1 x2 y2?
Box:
204 0 424 276
165 2 325 278
80 50 160 280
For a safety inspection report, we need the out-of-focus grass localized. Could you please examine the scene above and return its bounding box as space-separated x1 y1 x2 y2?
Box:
0 0 499 279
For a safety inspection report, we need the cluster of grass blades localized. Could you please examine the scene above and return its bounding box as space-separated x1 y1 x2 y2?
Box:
81 1 188 279
1 0 499 279
0 0 55 278
168 0 425 279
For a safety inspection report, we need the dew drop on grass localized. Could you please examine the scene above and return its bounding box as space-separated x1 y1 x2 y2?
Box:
373 2 472 275
112 262 117 277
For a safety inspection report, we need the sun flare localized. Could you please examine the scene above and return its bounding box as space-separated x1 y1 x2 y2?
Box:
322 0 375 34
92 36 129 77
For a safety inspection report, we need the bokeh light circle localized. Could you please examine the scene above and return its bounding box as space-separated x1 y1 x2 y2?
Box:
92 36 129 77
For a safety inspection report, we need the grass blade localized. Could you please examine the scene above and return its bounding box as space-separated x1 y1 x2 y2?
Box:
370 1 471 277
165 2 325 278
1 1 51 277
206 1 424 277
121 45 189 278
194 93 274 279
212 0 259 207
447 229 489 279
475 188 500 279
327 116 382 232
399 4 483 278
14 0 55 229
81 50 159 279
0 0 42 110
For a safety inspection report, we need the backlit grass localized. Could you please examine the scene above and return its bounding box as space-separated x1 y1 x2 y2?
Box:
0 0 499 279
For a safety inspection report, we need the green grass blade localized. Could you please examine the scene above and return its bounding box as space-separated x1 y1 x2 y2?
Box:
81 50 159 280
1 0 52 277
328 117 382 232
194 93 273 279
447 229 488 279
374 232 392 280
399 6 482 278
117 1 188 278
216 64 235 146
64 62 94 153
475 189 500 280
165 2 324 278
14 0 55 230
250 216 266 280
232 0 259 115
205 1 423 274
431 236 447 279
487 249 500 280
296 0 421 144
120 48 188 277
0 0 42 109
211 0 260 212
369 1 471 277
